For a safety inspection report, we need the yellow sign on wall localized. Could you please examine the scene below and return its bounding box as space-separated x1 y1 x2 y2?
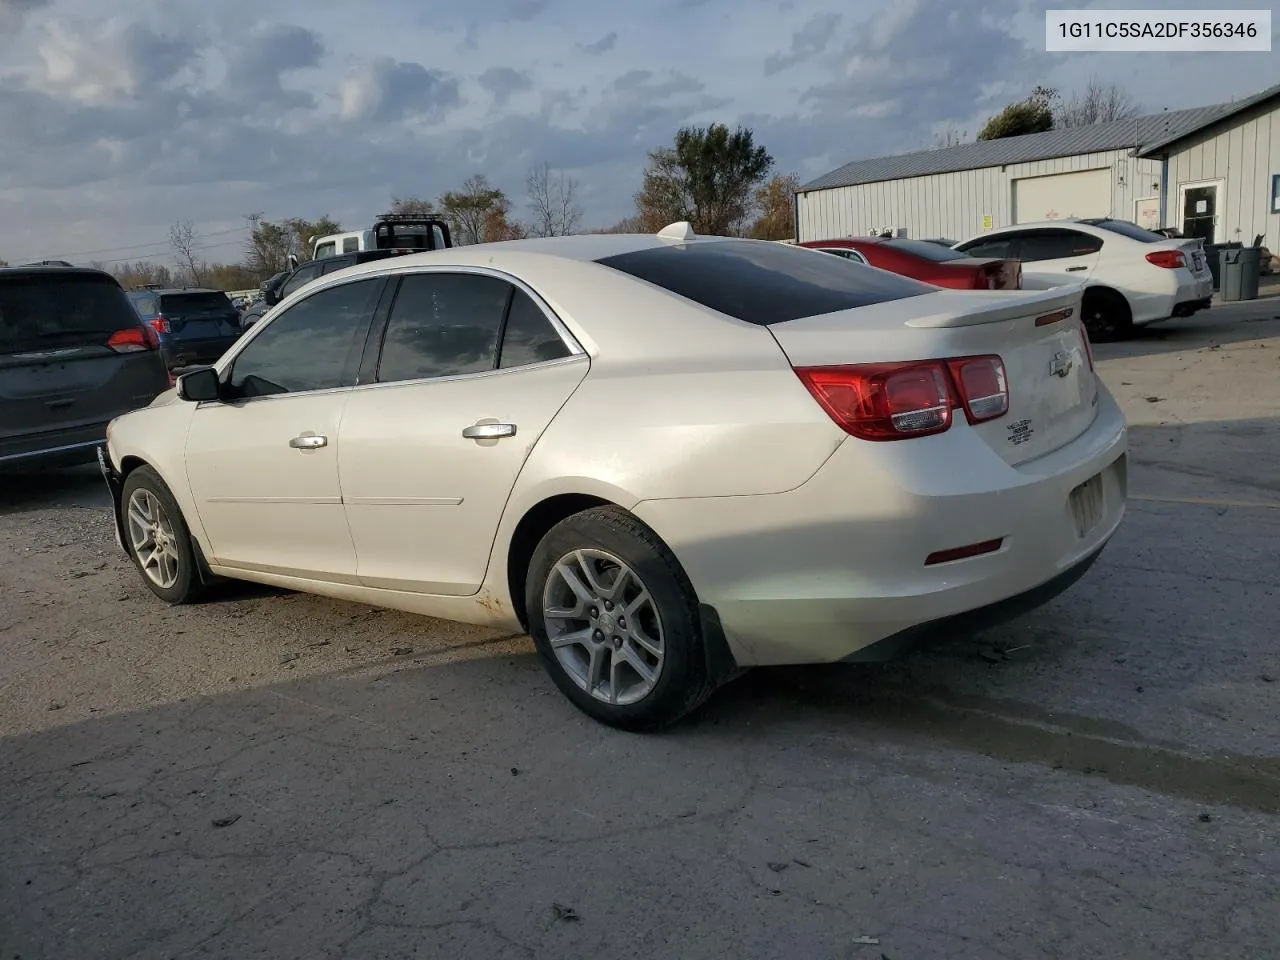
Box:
982 215 993 230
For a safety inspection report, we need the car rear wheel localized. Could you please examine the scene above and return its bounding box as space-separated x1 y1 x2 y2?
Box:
526 506 712 731
121 466 207 605
1082 288 1133 342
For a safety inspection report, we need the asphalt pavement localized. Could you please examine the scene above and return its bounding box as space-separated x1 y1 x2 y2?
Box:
2 298 1278 960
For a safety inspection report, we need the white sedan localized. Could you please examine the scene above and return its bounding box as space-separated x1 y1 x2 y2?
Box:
953 218 1215 341
98 223 1128 730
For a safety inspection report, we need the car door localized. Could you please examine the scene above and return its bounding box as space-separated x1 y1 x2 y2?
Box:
183 276 386 581
1019 228 1103 281
338 269 589 596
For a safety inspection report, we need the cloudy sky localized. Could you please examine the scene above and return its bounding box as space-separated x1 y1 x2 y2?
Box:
1 0 1276 266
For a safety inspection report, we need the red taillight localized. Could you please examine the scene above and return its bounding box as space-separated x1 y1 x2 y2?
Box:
1145 250 1186 269
148 316 170 334
795 354 1008 441
1080 324 1095 371
107 325 159 353
947 355 1009 423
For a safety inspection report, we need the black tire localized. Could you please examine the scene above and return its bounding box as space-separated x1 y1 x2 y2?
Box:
120 465 208 605
1081 288 1133 342
525 506 712 731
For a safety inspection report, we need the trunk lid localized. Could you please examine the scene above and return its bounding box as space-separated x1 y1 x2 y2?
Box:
1167 238 1213 281
157 292 241 342
769 286 1097 466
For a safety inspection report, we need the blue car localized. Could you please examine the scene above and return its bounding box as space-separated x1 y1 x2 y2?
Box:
126 287 242 372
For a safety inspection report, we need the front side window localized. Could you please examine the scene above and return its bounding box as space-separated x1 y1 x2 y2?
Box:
227 278 382 398
377 273 510 383
313 242 337 259
1020 229 1102 262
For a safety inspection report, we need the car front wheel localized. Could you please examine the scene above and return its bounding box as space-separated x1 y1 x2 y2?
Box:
120 465 207 605
526 506 713 731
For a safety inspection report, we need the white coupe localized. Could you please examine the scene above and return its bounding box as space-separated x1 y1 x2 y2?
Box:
99 223 1128 729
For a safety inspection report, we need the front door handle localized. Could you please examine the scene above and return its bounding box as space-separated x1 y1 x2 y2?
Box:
289 433 328 449
462 422 517 440
1066 265 1088 272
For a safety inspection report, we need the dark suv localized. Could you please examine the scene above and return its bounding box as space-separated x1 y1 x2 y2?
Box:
1 266 170 470
126 287 243 371
240 249 423 330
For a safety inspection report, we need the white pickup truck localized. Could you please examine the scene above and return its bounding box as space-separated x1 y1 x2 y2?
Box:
311 214 452 259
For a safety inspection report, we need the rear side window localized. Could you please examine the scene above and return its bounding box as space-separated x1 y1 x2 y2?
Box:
343 237 360 253
499 289 571 368
159 291 233 314
956 235 1018 259
596 240 932 325
0 273 139 354
1019 229 1102 262
377 273 511 382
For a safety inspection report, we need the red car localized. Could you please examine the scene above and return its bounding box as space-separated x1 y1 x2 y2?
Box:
799 237 1022 291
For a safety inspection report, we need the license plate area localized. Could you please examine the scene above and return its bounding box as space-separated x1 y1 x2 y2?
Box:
1069 472 1105 538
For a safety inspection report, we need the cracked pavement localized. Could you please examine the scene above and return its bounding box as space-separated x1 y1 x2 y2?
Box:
2 299 1279 959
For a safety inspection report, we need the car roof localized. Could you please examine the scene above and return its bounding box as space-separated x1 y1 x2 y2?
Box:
0 265 121 283
136 287 225 295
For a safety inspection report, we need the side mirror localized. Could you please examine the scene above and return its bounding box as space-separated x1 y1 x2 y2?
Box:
176 365 221 403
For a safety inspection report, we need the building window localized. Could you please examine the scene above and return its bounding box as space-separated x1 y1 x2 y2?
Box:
1272 174 1280 214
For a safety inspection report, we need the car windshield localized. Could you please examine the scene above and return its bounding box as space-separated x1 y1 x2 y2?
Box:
596 240 932 325
881 239 969 262
0 273 139 355
1078 219 1165 243
159 291 233 313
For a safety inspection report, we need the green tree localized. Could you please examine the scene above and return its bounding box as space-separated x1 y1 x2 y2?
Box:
977 86 1058 141
244 213 341 274
635 124 774 236
438 175 519 244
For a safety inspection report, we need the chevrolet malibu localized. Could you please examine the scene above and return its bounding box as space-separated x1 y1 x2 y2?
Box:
99 224 1128 730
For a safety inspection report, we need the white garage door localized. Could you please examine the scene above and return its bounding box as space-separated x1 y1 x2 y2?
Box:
1013 168 1112 224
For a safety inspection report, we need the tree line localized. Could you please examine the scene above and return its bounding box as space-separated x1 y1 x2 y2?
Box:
934 76 1142 147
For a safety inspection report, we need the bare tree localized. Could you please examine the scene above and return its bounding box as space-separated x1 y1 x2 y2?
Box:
1056 77 1140 128
169 220 203 286
526 162 584 237
933 125 968 148
388 195 436 216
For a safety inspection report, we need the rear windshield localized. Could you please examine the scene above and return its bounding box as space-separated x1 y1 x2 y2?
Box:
0 273 139 354
159 291 234 313
881 238 969 262
595 240 933 325
1078 219 1164 243
128 292 158 316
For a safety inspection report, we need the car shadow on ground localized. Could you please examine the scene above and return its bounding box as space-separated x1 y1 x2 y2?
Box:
0 463 108 516
1096 300 1280 360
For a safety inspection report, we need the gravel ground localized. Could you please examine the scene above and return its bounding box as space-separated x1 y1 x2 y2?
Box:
2 297 1279 960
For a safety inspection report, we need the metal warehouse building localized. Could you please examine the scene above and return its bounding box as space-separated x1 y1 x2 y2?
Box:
796 82 1280 251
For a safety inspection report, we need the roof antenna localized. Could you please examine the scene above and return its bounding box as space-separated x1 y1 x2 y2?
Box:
657 221 696 242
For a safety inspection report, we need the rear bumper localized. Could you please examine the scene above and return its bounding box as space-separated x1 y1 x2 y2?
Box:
0 424 108 469
158 338 239 370
1129 275 1213 325
635 388 1128 666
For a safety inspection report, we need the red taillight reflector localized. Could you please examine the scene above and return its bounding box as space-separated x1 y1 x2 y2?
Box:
107 327 157 353
795 354 1009 441
946 355 1008 423
925 538 1004 566
1035 307 1074 327
149 316 170 334
1080 324 1095 370
1145 250 1186 269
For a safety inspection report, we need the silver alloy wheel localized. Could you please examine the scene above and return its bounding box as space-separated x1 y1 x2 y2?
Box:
542 548 665 705
126 488 182 589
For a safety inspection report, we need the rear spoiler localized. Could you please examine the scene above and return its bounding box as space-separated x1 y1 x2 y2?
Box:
904 284 1084 329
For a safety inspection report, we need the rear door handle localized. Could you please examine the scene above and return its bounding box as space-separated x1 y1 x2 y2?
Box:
1066 266 1088 272
289 434 328 449
462 422 517 440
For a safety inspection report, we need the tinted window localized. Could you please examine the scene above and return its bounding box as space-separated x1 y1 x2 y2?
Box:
596 240 931 325
499 289 571 368
882 238 968 262
313 242 337 259
342 237 360 253
321 256 355 275
159 291 233 313
0 273 140 354
956 236 1017 259
1020 229 1102 262
1079 218 1164 243
280 263 323 299
228 278 381 398
377 273 510 383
